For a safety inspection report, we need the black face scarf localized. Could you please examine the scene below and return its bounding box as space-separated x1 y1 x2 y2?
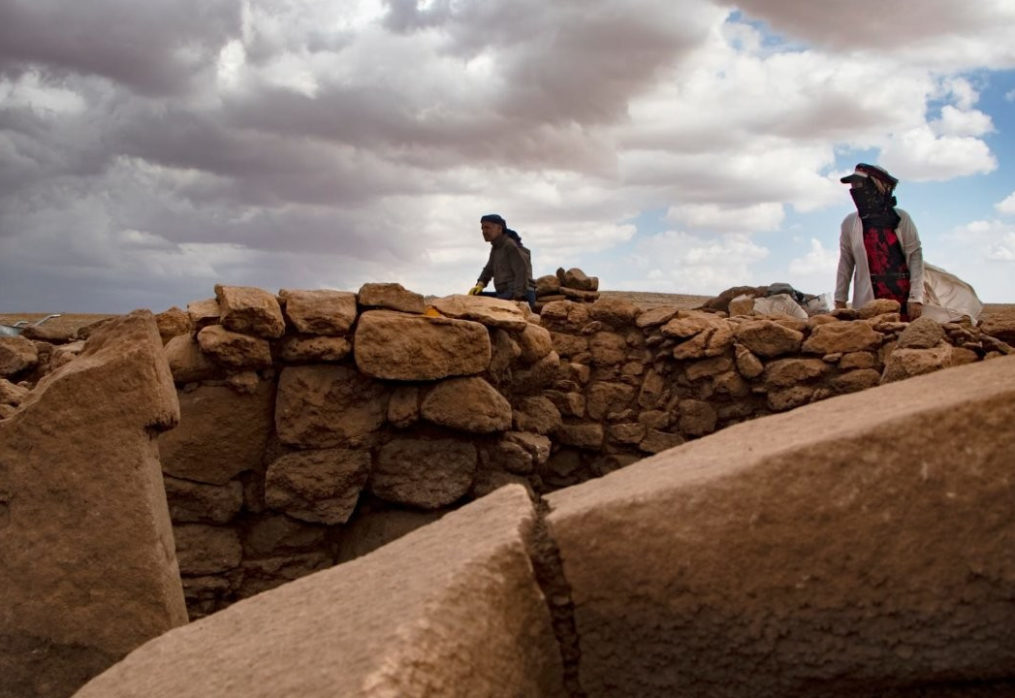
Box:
850 178 901 228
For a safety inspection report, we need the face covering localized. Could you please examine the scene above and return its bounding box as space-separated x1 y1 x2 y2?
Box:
850 178 900 228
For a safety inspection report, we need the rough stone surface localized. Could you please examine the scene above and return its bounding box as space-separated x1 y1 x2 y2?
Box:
513 395 563 435
517 323 554 363
0 377 29 407
554 421 605 450
588 298 639 327
275 365 388 448
589 332 628 366
897 316 946 349
173 524 243 576
76 486 566 698
881 345 954 384
216 284 286 339
279 289 358 335
803 321 882 355
160 381 275 485
278 335 352 363
0 312 187 698
387 385 420 428
264 448 371 525
196 325 273 370
0 335 39 378
164 477 244 524
763 357 831 389
734 320 804 358
857 298 900 318
586 381 636 421
164 334 219 383
546 356 1015 698
420 377 513 434
430 294 528 331
371 438 477 508
354 310 491 381
336 508 445 564
155 307 192 344
357 282 426 314
187 298 220 327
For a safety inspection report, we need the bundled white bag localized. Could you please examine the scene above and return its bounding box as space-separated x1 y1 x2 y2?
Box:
921 263 982 323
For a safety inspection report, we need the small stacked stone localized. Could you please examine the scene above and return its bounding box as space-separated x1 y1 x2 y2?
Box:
533 267 600 312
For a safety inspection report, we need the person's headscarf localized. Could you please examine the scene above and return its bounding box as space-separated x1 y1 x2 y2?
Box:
840 163 901 228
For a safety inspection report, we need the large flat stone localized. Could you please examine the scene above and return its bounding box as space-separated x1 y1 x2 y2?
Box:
545 356 1015 697
353 310 491 381
74 485 566 698
159 380 275 485
0 312 187 698
275 365 388 448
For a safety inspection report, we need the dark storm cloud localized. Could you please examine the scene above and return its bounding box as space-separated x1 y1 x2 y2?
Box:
0 0 240 95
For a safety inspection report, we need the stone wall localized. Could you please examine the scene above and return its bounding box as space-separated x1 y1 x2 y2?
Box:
131 283 1012 618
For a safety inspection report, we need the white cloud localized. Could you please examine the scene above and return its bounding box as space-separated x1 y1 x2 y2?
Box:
996 192 1015 215
666 202 784 233
931 105 994 137
880 126 998 181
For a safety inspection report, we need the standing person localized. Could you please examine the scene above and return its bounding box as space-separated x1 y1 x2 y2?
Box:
835 163 924 320
468 214 536 308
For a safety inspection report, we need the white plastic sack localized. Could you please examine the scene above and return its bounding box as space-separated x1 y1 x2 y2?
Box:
921 263 982 323
753 293 808 319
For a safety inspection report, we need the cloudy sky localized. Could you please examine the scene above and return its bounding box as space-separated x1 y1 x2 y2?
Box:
2 0 1014 313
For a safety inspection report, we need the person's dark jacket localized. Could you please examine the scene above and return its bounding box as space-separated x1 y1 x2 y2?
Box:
478 233 530 299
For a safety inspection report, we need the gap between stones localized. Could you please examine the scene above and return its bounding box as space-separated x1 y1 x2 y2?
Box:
527 495 587 698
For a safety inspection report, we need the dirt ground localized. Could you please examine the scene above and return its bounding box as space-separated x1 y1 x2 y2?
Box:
1 293 1012 336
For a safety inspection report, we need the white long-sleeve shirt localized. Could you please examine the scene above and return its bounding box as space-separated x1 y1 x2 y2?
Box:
834 209 925 308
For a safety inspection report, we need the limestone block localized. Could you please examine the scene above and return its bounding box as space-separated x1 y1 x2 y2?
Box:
857 298 900 319
539 300 591 333
767 385 814 411
275 365 388 448
763 358 831 389
661 315 713 339
727 294 755 316
513 395 563 435
420 377 512 434
546 356 1015 698
155 306 192 344
509 350 561 394
215 284 285 339
357 282 425 314
164 476 244 524
242 515 329 558
517 323 553 363
489 328 521 376
685 356 734 382
734 344 765 378
802 321 882 355
174 524 243 576
371 438 477 509
634 306 681 329
829 368 882 394
480 437 536 475
160 381 275 485
550 331 588 358
79 487 566 698
638 429 685 454
238 553 333 600
881 345 954 384
637 369 666 409
733 320 804 358
535 274 562 296
608 422 646 445
265 448 370 525
279 289 358 336
839 351 878 370
0 335 38 378
387 385 420 428
979 314 1015 345
429 294 528 331
0 377 29 407
589 298 639 327
164 333 219 383
278 335 352 363
554 421 605 450
677 399 717 437
897 316 946 349
545 389 585 418
354 310 491 381
589 331 627 366
505 431 552 467
561 287 600 302
187 298 220 327
562 267 598 291
586 381 636 421
0 312 186 698
196 325 273 370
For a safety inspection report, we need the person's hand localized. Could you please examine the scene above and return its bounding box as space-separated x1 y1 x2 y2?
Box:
467 283 484 296
834 300 847 309
907 302 923 320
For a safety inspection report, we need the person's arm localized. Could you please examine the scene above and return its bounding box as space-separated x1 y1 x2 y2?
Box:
834 215 855 307
478 250 494 286
503 243 529 299
897 210 924 312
